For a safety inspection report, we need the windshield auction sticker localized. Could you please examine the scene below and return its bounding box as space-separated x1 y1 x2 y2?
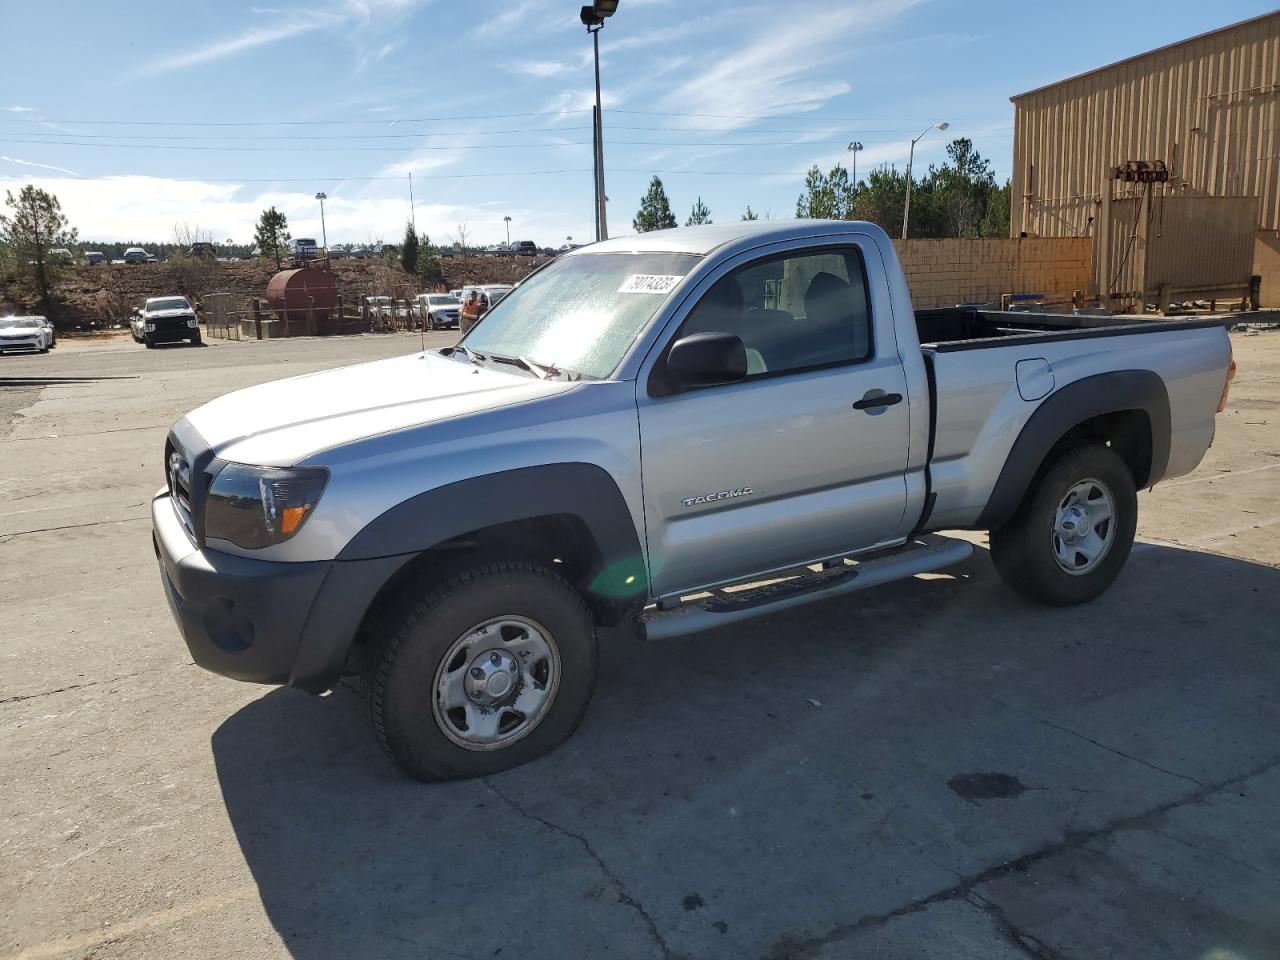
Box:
618 274 684 294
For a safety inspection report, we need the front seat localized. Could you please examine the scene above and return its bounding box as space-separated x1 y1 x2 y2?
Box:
803 271 867 362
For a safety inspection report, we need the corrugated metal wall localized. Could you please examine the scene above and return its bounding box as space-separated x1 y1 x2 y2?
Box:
1011 11 1280 239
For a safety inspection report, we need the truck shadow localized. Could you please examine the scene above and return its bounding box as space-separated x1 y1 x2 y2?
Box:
211 541 1280 960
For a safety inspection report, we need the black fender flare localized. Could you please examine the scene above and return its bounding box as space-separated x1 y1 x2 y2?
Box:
976 370 1170 530
337 463 649 622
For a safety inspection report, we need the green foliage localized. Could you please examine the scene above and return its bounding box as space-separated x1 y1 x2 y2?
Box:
414 232 443 284
633 176 677 232
401 221 419 275
253 206 290 268
0 184 78 321
981 179 1012 238
741 205 759 221
798 139 1009 239
795 164 857 220
685 196 712 226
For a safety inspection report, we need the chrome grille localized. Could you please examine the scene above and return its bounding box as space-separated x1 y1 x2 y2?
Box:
165 441 195 538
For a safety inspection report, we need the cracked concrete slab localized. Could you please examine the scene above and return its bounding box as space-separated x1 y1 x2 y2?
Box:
2 331 1278 960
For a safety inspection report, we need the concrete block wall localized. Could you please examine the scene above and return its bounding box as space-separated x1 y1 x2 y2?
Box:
891 238 1093 309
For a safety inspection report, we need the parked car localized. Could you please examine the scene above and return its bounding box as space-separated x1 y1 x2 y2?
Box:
137 296 201 348
327 247 351 260
414 293 462 329
510 240 538 256
187 242 217 261
291 238 318 259
35 315 55 348
350 247 372 259
85 251 106 266
0 315 50 353
123 247 150 265
129 308 146 343
448 288 463 300
152 219 1234 782
48 248 74 263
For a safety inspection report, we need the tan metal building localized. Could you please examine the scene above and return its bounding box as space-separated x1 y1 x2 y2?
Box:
1009 11 1280 307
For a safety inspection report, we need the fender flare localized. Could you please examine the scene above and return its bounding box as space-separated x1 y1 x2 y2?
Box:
976 370 1170 530
337 462 649 621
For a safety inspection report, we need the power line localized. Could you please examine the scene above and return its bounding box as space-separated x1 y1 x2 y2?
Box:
2 136 997 154
6 124 947 142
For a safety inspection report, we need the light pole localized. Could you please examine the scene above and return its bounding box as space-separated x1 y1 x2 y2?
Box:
504 215 512 247
847 141 863 198
581 0 619 242
314 192 329 253
902 122 948 240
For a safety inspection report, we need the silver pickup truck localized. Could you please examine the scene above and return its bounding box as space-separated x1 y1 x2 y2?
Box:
152 220 1235 781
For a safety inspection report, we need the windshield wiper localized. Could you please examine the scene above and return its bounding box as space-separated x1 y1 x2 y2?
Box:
450 344 487 365
488 353 560 380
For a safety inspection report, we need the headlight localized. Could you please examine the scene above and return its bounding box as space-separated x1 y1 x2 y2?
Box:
187 317 199 328
204 463 328 549
144 322 155 331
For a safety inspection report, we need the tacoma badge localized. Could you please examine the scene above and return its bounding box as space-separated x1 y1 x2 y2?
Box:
682 487 753 507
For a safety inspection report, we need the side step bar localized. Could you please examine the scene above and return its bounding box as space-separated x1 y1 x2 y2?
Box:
639 535 973 641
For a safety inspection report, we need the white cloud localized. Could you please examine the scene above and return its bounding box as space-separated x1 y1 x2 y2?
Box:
137 0 425 76
0 156 80 176
506 59 571 79
136 19 337 76
471 0 551 40
659 0 924 130
5 106 37 113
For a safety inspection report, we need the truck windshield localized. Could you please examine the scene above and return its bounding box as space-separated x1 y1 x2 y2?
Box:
460 251 700 379
148 298 189 311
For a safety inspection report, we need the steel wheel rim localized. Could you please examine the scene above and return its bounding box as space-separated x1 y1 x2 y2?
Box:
432 616 561 751
1051 477 1117 576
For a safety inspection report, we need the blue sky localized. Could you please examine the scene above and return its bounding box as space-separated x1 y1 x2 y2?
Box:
0 0 1274 246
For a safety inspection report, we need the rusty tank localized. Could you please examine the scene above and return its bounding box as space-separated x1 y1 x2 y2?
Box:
265 267 337 332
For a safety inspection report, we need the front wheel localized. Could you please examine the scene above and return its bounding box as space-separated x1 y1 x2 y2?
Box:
364 560 598 781
143 336 155 349
990 443 1137 606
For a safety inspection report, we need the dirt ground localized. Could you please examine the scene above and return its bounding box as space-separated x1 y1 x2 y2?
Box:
1 329 1278 960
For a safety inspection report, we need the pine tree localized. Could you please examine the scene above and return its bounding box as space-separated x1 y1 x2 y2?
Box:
632 176 677 232
741 205 759 221
401 220 419 275
685 196 712 226
253 207 290 269
0 185 78 323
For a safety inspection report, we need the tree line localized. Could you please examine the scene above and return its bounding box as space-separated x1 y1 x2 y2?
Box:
631 137 1011 239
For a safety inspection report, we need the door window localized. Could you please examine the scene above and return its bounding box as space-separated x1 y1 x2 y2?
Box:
678 248 872 376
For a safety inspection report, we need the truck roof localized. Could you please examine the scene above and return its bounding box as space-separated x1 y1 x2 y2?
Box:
573 219 887 258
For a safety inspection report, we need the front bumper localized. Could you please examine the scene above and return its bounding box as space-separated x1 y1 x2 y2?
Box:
0 337 42 352
151 492 407 692
145 323 198 342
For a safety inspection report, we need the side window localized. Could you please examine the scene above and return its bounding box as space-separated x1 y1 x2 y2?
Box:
680 248 872 376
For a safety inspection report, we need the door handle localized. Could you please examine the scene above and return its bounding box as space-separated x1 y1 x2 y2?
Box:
852 391 903 411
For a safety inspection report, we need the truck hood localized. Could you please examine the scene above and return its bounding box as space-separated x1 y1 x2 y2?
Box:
145 308 194 318
184 350 575 466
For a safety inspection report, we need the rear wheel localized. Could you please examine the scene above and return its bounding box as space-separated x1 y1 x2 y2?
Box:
990 443 1137 605
364 560 598 781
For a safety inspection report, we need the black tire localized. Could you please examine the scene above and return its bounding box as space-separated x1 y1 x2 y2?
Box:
143 336 155 349
990 443 1137 606
190 334 202 346
364 560 598 782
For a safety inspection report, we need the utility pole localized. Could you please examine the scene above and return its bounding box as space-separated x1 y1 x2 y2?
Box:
581 2 619 241
408 173 416 231
903 121 949 240
847 141 863 195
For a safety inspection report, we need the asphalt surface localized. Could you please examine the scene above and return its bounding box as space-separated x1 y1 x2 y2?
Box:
2 329 1278 960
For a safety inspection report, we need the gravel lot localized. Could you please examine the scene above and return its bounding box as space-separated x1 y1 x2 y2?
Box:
2 329 1278 960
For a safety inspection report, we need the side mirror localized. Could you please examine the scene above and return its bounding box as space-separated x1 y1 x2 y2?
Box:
665 332 747 388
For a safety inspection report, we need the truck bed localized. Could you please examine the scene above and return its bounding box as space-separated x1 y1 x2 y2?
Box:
914 307 1231 533
915 307 1225 351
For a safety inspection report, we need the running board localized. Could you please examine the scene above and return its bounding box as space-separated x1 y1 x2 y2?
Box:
639 536 973 641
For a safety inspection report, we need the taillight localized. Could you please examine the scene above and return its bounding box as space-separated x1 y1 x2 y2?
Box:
1217 349 1236 414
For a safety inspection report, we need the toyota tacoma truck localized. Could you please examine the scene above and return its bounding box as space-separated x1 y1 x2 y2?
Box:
152 220 1235 781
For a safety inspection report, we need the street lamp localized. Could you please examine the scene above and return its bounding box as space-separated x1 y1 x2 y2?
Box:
581 0 619 242
314 192 329 254
847 141 863 197
902 122 948 240
504 215 512 247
